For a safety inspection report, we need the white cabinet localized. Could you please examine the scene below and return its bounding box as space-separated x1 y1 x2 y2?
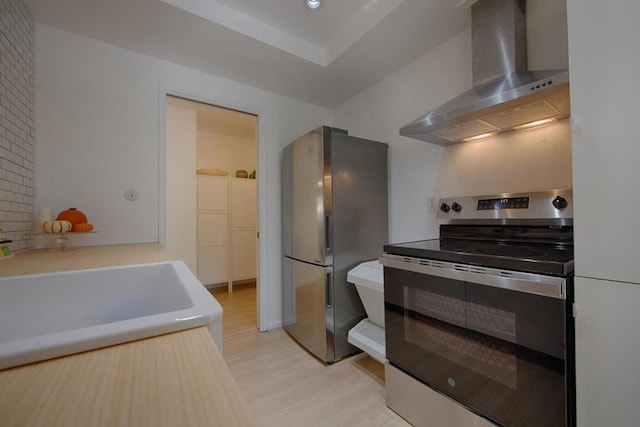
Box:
230 178 257 288
197 212 228 247
230 178 257 228
197 247 229 285
569 0 640 285
197 176 228 211
196 176 230 288
232 229 257 281
196 175 257 291
574 277 640 426
567 2 640 425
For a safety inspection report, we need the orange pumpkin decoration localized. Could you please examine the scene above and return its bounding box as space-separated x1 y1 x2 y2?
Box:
57 208 88 226
72 223 94 232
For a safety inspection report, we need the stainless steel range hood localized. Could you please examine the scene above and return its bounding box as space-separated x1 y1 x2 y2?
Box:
400 0 570 146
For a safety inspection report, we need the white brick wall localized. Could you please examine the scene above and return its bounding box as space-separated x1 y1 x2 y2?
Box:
0 0 34 252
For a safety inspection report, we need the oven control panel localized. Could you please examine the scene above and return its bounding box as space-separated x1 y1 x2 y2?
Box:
477 197 529 210
437 189 573 221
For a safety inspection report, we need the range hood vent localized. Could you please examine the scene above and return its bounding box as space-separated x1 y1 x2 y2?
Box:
400 0 570 146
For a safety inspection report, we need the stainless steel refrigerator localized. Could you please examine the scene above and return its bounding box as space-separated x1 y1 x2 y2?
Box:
282 126 388 363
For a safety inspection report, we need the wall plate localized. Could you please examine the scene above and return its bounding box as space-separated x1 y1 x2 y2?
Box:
125 189 139 201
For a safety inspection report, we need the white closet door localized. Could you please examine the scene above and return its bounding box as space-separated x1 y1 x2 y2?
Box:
197 176 228 211
232 229 257 281
197 247 229 285
230 179 256 228
197 212 228 247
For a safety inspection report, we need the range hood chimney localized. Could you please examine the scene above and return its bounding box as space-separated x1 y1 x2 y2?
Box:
400 0 570 146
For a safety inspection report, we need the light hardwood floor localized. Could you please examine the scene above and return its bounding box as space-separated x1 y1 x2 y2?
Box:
210 285 410 427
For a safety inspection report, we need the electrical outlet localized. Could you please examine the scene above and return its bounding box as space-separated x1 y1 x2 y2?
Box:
427 194 438 212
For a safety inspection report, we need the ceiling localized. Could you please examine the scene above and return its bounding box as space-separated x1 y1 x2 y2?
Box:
24 0 470 108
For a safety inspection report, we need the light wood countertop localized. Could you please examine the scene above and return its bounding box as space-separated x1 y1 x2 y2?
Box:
0 243 170 277
0 244 257 426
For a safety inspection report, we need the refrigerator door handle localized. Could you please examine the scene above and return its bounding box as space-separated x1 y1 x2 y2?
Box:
325 215 331 253
325 270 333 308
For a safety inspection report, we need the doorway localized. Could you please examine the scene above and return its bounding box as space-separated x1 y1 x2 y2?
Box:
164 95 259 334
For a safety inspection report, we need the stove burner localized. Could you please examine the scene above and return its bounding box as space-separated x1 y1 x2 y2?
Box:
473 247 548 259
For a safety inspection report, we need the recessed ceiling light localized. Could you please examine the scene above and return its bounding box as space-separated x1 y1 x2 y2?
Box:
305 0 321 10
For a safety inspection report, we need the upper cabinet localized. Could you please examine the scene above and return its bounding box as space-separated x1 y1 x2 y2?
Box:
568 0 640 285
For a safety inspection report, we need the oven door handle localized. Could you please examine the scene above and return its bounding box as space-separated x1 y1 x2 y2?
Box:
380 255 567 299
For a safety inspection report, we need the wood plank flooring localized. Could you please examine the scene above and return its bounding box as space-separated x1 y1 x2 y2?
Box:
211 282 258 336
210 285 410 427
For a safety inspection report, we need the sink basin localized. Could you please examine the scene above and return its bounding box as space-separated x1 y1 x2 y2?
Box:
0 261 223 370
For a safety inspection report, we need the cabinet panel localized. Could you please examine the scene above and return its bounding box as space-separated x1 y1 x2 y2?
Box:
197 176 228 211
569 0 640 284
197 247 229 285
232 229 257 281
230 179 256 228
197 212 228 247
575 277 640 427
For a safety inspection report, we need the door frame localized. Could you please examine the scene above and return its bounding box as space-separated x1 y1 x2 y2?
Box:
158 84 267 332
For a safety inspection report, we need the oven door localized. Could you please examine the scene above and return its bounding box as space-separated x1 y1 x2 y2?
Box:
383 258 574 427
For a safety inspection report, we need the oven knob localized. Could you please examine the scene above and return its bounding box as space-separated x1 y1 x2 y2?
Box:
451 202 462 213
552 196 568 210
440 202 451 212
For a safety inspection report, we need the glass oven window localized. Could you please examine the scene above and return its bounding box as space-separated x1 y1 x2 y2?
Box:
405 291 518 389
385 267 569 427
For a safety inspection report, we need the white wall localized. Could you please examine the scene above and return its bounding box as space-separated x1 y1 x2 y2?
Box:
166 104 197 273
196 131 256 176
526 0 569 71
436 121 572 196
336 0 571 243
33 24 333 330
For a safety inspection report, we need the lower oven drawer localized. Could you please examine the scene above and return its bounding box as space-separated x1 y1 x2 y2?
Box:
385 363 496 427
383 263 574 427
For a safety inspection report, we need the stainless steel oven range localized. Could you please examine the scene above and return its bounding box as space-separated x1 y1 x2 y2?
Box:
381 190 575 427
